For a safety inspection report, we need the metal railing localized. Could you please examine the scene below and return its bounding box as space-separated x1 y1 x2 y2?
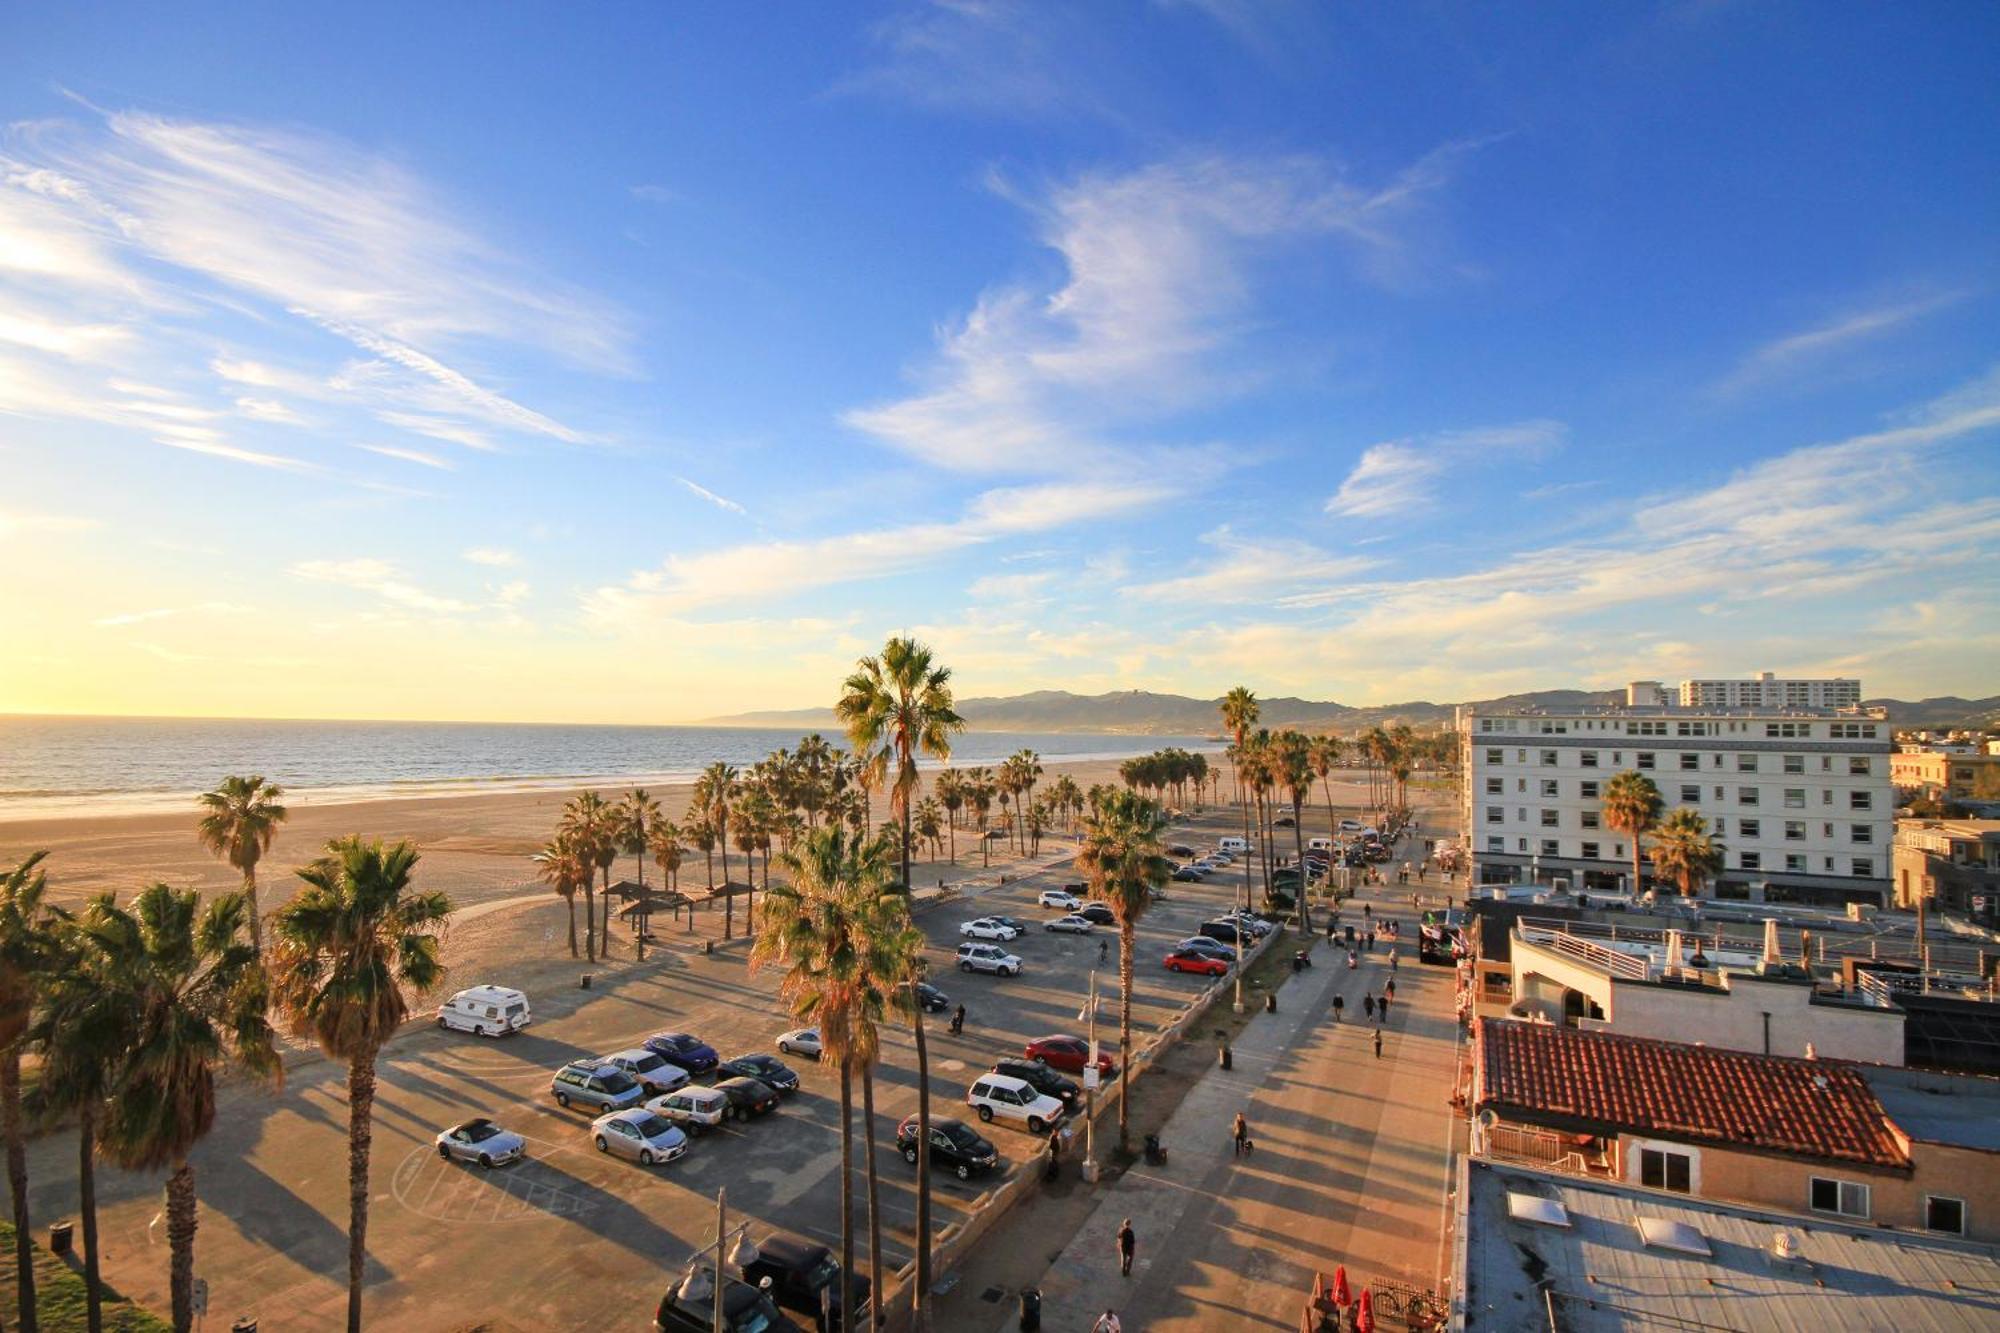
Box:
1516 922 1652 980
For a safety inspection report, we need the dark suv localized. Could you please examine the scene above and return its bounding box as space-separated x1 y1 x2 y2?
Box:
895 1115 999 1181
743 1233 873 1331
653 1266 801 1332
990 1059 1081 1112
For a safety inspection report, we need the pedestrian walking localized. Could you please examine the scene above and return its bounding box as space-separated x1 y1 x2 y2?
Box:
1385 978 1397 1002
1374 1028 1383 1059
1379 993 1392 1022
1332 993 1345 1022
1092 1311 1122 1333
1099 937 1109 964
1366 929 1375 952
1363 993 1376 1021
1232 1111 1250 1156
1326 917 1338 944
1117 1219 1136 1276
950 1003 965 1036
1390 948 1399 973
1363 903 1372 921
1047 1127 1064 1180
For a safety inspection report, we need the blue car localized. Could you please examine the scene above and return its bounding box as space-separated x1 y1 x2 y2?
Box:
643 1031 719 1075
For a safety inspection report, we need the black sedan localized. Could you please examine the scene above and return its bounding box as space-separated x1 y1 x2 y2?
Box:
895 1115 999 1181
1078 904 1116 926
1171 866 1206 883
990 1059 1082 1112
714 1076 781 1119
908 981 950 1014
717 1054 800 1094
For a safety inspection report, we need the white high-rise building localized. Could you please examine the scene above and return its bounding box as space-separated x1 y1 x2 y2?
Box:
1677 672 1862 709
1457 684 1892 906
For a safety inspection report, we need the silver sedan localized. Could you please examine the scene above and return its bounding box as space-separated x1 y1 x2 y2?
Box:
591 1108 689 1166
1044 914 1095 934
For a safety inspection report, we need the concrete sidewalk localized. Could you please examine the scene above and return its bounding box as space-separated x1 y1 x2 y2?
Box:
1009 884 1461 1330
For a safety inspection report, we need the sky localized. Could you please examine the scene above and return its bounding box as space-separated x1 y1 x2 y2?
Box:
2 1 1997 724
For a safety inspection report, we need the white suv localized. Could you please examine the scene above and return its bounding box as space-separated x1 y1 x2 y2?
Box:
967 1073 1066 1133
1037 889 1081 910
960 917 1020 941
957 942 1022 976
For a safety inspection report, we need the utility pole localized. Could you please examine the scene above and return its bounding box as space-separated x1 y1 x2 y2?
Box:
714 1187 727 1333
1081 966 1100 1182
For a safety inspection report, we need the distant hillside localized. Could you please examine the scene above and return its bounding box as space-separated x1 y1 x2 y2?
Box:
707 687 1996 737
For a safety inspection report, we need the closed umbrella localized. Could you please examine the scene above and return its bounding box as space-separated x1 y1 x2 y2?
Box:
1355 1288 1375 1333
1332 1265 1351 1308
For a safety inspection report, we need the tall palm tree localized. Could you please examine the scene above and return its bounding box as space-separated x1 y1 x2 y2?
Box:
0 851 54 1332
698 761 740 898
1076 789 1170 1153
1308 735 1343 854
914 798 944 864
94 884 278 1333
1649 807 1723 897
1273 730 1316 932
559 792 615 962
195 774 290 956
648 819 686 927
1220 688 1259 1008
270 838 450 1333
533 831 589 958
934 770 964 863
834 636 963 1326
795 734 837 830
1014 750 1043 849
1602 770 1666 895
618 789 663 889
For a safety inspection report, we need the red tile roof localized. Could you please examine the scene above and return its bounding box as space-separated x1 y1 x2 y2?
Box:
1475 1018 1909 1170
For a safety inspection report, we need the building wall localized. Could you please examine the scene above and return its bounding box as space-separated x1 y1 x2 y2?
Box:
1607 974 1905 1064
1893 751 2000 799
1678 675 1862 709
1460 706 1892 900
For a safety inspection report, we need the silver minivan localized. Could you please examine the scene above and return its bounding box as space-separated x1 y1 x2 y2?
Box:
551 1061 645 1113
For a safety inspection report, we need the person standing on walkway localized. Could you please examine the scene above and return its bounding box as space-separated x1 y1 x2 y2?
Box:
1116 1219 1136 1276
1374 1028 1383 1059
1363 992 1376 1021
1232 1111 1250 1156
1385 978 1397 1003
1332 993 1345 1023
1366 929 1375 952
1093 1311 1122 1333
1379 993 1392 1022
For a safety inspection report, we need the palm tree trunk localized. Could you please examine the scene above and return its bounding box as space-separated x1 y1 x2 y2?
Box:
838 1063 856 1333
910 1004 932 1330
2 1052 34 1333
79 1105 101 1333
861 1063 883 1331
1118 923 1134 1153
946 816 956 864
243 867 262 956
1293 807 1311 934
599 868 616 957
345 1055 377 1333
166 1159 196 1333
583 881 597 962
565 893 578 958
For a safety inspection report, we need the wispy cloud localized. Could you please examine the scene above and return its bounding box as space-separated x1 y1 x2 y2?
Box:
232 396 302 424
1714 291 1964 394
290 557 479 615
0 510 99 538
1128 526 1378 603
678 477 749 516
356 443 453 470
1327 420 1564 519
462 547 519 567
93 601 254 628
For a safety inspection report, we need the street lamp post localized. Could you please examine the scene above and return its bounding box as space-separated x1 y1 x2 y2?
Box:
1080 966 1100 1182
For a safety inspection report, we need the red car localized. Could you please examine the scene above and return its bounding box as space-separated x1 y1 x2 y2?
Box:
1163 948 1228 976
1024 1035 1117 1078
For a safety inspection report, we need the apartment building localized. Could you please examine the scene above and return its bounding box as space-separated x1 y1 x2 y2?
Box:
1458 686 1893 906
1894 819 2000 925
1677 671 1862 709
1891 749 2000 802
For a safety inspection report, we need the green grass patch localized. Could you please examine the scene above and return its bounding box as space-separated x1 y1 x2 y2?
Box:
0 1220 171 1332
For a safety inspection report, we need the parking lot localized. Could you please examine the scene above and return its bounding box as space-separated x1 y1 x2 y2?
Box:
22 809 1277 1330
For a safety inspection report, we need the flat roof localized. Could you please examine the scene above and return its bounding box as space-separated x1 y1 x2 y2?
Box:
1863 1066 2000 1152
1459 1159 2000 1331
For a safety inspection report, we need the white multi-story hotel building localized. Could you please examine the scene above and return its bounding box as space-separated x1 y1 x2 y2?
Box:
1674 671 1863 709
1458 682 1893 906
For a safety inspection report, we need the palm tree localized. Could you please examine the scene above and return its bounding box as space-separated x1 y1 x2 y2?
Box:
1014 750 1043 848
834 636 963 1325
914 797 944 864
697 763 740 917
533 831 589 957
1273 730 1316 932
795 734 837 830
1602 770 1666 894
94 884 278 1333
1076 789 1170 1154
0 851 53 1331
1309 735 1343 855
559 792 615 962
195 774 290 955
1649 807 1723 897
969 772 995 869
618 789 663 889
270 837 450 1333
934 770 964 863
1220 688 1259 1008
648 819 686 927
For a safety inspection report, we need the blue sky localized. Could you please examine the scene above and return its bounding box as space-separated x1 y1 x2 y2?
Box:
2 1 1997 723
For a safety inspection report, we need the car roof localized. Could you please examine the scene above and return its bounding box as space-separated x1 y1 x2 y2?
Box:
607 1048 657 1061
753 1233 826 1269
978 1073 1030 1092
454 1117 496 1131
599 1106 653 1124
454 984 524 1001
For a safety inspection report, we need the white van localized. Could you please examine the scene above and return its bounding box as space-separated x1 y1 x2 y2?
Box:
1218 836 1249 853
438 985 531 1037
1307 836 1333 852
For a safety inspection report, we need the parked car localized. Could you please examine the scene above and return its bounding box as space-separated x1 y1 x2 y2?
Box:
1164 948 1229 977
1172 866 1206 882
1038 889 1081 910
776 1027 822 1058
648 1086 730 1133
1167 844 1195 857
601 1048 693 1097
1339 819 1364 833
718 1053 801 1094
989 915 1030 934
743 1232 873 1331
434 1117 524 1168
551 1061 645 1113
643 1031 720 1075
906 980 950 1013
957 943 1022 976
895 1115 999 1181
1177 936 1237 962
592 1107 690 1165
991 1059 1081 1111
959 917 1020 941
1024 1034 1116 1078
714 1076 781 1119
1044 914 1094 934
1223 910 1275 935
1274 814 1295 827
1077 903 1116 926
653 1266 802 1333
1198 920 1248 946
437 984 531 1036
967 1073 1066 1133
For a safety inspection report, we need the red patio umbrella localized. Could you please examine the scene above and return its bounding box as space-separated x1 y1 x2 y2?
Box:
1355 1288 1375 1333
1332 1265 1351 1308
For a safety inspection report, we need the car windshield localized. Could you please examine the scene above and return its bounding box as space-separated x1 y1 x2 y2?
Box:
660 1034 693 1051
600 1071 638 1094
631 1053 667 1073
943 1123 983 1149
744 1056 775 1071
633 1114 674 1138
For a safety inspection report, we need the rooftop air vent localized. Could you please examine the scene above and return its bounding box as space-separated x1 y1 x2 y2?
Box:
1637 1217 1712 1257
1507 1193 1572 1229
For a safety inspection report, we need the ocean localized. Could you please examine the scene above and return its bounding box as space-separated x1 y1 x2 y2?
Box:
0 715 1219 820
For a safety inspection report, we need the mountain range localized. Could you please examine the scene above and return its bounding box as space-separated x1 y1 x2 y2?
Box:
707 689 2000 737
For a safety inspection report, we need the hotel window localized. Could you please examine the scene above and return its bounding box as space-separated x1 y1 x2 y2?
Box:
1713 818 1726 836
1848 756 1871 776
1612 752 1622 765
1486 749 1503 766
1785 821 1806 841
1738 787 1759 806
1823 823 1835 837
1740 851 1761 871
1679 752 1700 771
1823 789 1834 805
1737 754 1757 772
1639 1148 1692 1194
1680 785 1700 803
1539 750 1558 767
1517 838 1528 852
1785 854 1807 872
1485 806 1504 825
1810 1177 1871 1218
1852 858 1874 877
1851 824 1872 844
1926 1196 1966 1236
1579 781 1599 799
1850 791 1872 810
1637 752 1656 770
1540 840 1560 857
1517 750 1528 763
1485 777 1503 795
1784 789 1806 808
1783 755 1805 774
1580 751 1598 768
1540 809 1560 828
1580 811 1599 829
1487 836 1504 853
1738 819 1760 839
1517 778 1528 793
1580 842 1600 860
1541 780 1559 798
1713 754 1725 768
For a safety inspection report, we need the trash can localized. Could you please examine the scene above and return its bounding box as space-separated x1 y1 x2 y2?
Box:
1219 1042 1233 1070
1264 993 1277 1014
580 973 593 990
231 1319 259 1333
48 1220 72 1255
1017 1287 1042 1331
